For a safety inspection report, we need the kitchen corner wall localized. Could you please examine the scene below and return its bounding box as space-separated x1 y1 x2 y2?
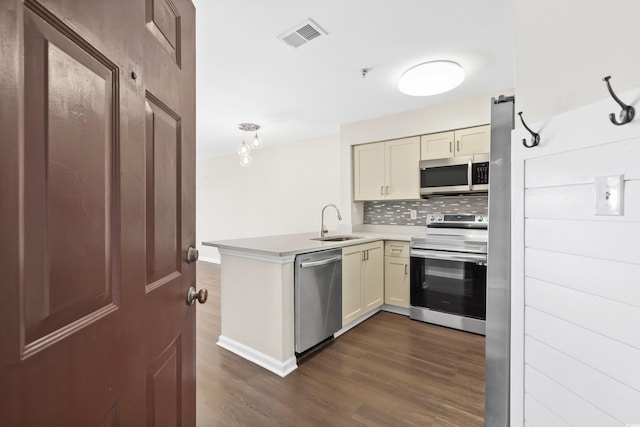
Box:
363 195 488 226
196 134 341 262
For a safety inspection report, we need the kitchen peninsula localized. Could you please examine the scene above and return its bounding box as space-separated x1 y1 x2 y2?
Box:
202 230 413 377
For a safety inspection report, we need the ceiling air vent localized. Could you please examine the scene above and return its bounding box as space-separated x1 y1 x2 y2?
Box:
278 19 327 48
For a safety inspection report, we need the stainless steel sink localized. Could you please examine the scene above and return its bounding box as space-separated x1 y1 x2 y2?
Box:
310 235 363 242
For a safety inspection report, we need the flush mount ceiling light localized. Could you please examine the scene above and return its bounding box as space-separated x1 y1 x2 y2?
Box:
398 60 465 96
237 123 263 167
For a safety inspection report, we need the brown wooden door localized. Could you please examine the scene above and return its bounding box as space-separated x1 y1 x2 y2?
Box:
0 0 197 426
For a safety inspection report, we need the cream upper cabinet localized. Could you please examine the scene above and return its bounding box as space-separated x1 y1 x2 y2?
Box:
420 125 490 160
353 137 420 201
454 125 491 156
353 142 385 201
420 131 455 160
341 241 384 326
385 137 420 200
384 241 410 308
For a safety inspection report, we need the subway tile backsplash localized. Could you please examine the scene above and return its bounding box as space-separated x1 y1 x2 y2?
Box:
363 195 488 226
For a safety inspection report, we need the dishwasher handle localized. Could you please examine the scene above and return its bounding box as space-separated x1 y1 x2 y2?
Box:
299 255 342 268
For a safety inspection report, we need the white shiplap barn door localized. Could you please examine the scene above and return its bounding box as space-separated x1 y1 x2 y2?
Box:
511 87 640 426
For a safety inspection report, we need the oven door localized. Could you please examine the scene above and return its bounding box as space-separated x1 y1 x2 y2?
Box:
410 249 487 320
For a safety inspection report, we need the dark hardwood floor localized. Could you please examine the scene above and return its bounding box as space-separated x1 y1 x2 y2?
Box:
196 261 485 426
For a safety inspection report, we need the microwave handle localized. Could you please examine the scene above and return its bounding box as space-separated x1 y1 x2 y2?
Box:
467 159 472 191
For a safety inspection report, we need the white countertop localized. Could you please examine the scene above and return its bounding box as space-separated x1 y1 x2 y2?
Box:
202 227 423 258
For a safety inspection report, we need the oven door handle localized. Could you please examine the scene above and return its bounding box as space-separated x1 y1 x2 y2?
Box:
411 249 487 263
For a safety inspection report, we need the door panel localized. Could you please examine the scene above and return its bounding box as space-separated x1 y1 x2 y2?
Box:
145 93 182 290
145 0 182 66
0 0 196 425
97 403 121 427
146 336 182 427
22 4 121 354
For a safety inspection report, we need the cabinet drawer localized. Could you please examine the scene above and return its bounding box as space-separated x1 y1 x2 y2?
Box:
384 241 409 257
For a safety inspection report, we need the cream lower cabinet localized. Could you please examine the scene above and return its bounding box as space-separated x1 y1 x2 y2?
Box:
384 241 410 308
353 137 420 201
342 241 384 326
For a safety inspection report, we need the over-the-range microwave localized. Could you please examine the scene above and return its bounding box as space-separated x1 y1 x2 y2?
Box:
419 154 489 197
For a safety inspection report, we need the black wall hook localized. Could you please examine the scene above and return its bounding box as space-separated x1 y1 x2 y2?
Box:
517 112 540 148
603 75 635 126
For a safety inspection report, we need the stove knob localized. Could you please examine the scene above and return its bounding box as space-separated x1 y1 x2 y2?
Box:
429 216 435 221
478 216 484 222
437 216 442 221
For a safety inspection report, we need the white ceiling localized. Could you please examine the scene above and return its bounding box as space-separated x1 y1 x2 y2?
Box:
193 0 515 159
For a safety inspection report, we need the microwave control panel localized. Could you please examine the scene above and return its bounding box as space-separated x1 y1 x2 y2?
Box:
472 162 489 185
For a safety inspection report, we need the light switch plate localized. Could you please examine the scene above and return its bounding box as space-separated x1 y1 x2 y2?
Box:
595 175 624 216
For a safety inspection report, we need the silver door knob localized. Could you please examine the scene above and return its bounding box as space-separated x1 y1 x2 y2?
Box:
187 246 199 263
186 286 208 305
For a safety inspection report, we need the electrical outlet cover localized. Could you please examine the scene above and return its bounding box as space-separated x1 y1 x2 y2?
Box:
595 175 624 216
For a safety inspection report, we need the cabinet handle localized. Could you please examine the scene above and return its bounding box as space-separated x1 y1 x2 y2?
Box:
449 141 452 153
386 185 389 195
457 140 460 152
404 264 408 275
380 186 384 196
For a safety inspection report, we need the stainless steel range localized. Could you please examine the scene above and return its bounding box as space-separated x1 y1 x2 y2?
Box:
409 214 488 335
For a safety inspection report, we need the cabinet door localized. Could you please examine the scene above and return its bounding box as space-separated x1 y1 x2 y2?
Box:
362 242 384 311
420 131 454 160
454 125 490 156
342 245 364 326
385 137 421 200
384 256 410 308
353 142 385 201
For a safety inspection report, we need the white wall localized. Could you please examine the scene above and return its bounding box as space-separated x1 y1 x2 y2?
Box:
512 90 640 427
515 0 640 125
196 134 341 262
513 1 640 425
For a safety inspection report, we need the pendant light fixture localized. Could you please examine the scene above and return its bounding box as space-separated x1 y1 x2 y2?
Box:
237 123 263 167
398 60 465 96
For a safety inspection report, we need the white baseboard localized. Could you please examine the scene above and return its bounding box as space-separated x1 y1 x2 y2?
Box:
217 335 297 377
381 304 410 316
199 256 220 264
334 308 381 337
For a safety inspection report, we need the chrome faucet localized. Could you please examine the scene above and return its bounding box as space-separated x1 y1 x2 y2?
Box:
320 204 342 237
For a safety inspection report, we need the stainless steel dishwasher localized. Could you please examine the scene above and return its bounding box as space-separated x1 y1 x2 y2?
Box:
294 248 342 354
